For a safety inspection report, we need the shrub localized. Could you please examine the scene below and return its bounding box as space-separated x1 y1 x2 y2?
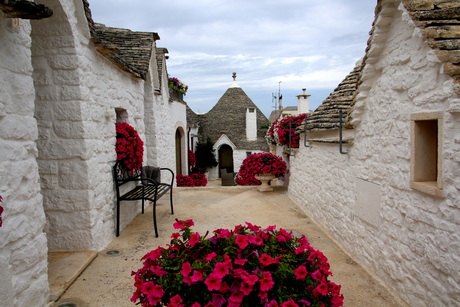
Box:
131 220 344 306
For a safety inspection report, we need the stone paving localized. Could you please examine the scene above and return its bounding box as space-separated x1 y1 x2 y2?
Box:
51 183 407 307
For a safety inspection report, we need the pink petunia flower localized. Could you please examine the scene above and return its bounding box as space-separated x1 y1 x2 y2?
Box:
276 235 287 242
243 274 258 286
311 270 324 282
191 270 204 282
259 272 275 291
235 234 249 249
213 262 230 278
181 262 192 277
229 291 245 304
189 232 201 246
245 222 261 231
150 265 168 277
211 293 226 307
206 252 217 261
205 273 222 291
313 281 329 297
168 294 183 307
294 265 308 280
281 299 299 307
234 258 248 266
171 232 181 239
248 235 264 245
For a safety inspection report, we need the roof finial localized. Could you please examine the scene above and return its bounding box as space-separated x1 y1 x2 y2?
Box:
230 72 240 88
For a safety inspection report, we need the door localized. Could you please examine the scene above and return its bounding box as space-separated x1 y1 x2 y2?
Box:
175 129 182 175
218 145 234 177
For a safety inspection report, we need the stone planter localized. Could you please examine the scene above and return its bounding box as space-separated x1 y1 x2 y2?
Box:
255 173 276 192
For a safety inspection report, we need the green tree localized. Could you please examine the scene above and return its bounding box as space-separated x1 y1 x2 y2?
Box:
193 137 218 173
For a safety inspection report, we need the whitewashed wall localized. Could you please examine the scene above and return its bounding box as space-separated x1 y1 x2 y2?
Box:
31 0 148 250
0 15 49 307
289 2 459 306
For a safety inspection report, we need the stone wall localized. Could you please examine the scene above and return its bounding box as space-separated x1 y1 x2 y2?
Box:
0 15 49 307
30 0 179 250
289 3 459 306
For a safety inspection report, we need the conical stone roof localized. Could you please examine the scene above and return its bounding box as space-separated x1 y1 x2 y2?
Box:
197 77 269 151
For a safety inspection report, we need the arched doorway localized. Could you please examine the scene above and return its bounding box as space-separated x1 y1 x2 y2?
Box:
218 145 234 177
175 129 183 175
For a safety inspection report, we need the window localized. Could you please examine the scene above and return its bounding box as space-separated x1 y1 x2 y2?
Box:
115 108 128 123
410 112 443 197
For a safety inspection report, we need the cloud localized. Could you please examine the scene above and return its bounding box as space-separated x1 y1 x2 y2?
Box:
88 0 377 116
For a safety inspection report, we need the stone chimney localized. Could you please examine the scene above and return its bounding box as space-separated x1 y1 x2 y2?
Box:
296 88 310 114
246 108 257 141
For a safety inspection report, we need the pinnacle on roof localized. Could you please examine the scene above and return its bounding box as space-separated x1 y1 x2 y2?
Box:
230 72 240 88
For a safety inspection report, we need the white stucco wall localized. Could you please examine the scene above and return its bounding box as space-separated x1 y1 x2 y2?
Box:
31 0 148 251
0 15 49 307
30 0 182 250
289 3 459 306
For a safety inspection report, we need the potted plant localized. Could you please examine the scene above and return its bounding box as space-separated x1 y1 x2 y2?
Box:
266 114 308 148
168 77 188 95
235 152 286 191
131 220 344 306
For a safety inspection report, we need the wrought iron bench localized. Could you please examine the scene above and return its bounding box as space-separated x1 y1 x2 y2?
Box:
113 162 174 237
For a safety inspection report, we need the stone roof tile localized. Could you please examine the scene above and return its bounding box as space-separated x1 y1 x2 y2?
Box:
302 0 460 133
197 86 270 151
301 61 363 131
402 0 460 84
82 0 158 80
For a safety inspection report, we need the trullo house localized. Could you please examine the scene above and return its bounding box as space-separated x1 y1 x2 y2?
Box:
0 0 187 305
289 0 460 306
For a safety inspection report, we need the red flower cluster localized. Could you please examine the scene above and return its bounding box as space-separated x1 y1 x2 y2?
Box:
266 114 308 147
131 220 343 306
235 152 286 186
115 123 144 172
0 195 3 227
176 174 208 187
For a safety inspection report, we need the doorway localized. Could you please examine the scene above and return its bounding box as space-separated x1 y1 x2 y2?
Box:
218 145 234 177
175 129 183 175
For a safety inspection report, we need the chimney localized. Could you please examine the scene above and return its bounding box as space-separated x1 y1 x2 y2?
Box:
296 88 310 114
246 108 257 141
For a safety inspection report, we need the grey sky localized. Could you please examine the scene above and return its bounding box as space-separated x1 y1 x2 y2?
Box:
89 0 377 117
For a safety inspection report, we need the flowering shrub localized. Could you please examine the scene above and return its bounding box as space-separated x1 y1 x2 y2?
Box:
176 174 208 187
266 114 308 148
131 220 343 306
191 173 208 186
115 123 144 172
235 152 286 186
168 77 188 94
176 174 195 187
0 195 3 227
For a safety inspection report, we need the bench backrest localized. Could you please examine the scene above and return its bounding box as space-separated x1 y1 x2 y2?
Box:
113 161 141 187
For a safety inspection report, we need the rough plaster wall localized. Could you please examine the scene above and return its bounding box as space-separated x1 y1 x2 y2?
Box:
77 29 147 246
171 101 187 175
289 3 460 306
32 0 147 250
0 15 49 307
148 86 180 173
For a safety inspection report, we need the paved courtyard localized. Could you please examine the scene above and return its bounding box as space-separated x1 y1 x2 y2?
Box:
51 183 407 307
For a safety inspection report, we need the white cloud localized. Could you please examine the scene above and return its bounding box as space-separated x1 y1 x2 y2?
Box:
88 0 377 116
